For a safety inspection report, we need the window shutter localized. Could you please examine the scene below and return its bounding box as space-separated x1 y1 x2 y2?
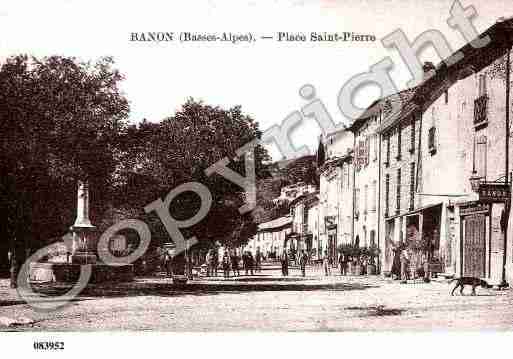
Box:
385 174 390 217
366 137 370 165
386 134 391 165
360 140 365 167
397 126 402 159
410 162 415 210
410 118 415 152
396 168 401 214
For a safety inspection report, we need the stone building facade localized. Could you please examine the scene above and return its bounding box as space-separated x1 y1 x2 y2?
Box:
349 110 382 252
289 192 320 259
319 129 354 265
378 19 513 284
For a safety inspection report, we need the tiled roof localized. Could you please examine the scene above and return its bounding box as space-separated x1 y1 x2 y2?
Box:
348 88 417 132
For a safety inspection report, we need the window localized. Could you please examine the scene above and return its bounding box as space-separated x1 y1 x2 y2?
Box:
409 162 415 211
396 126 402 160
303 206 309 233
365 137 370 166
356 140 365 171
409 117 415 154
385 134 390 167
444 90 449 104
396 168 401 214
385 174 390 217
475 74 488 127
371 180 377 212
474 135 487 179
428 126 437 154
474 95 488 126
373 135 378 161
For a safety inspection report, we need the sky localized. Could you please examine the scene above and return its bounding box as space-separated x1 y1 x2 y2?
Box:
0 0 512 160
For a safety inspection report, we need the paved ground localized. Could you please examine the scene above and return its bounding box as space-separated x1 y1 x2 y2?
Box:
1 265 513 331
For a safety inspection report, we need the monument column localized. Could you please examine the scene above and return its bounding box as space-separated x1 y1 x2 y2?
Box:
70 180 97 264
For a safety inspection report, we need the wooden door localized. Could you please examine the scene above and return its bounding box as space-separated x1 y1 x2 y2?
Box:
463 214 486 277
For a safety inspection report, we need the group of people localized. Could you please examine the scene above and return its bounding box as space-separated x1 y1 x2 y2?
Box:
218 249 263 278
205 249 219 277
280 249 309 277
390 242 412 283
279 249 355 278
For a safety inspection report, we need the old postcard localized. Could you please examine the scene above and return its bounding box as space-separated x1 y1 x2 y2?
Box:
1 0 513 356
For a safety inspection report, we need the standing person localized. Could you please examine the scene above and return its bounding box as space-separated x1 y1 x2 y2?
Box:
255 248 262 273
205 250 212 277
400 246 410 284
231 250 240 277
323 250 331 276
247 252 255 276
163 251 171 277
299 250 308 277
390 240 402 280
338 251 348 276
222 252 231 279
242 251 249 275
209 249 216 277
281 249 289 276
212 250 219 277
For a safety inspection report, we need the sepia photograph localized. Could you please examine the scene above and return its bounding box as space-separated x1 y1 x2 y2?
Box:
1 0 513 354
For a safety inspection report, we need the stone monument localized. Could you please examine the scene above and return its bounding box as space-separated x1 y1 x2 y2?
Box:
29 180 135 283
70 181 97 264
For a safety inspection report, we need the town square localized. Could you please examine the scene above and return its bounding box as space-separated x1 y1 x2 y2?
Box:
2 266 513 331
2 0 513 336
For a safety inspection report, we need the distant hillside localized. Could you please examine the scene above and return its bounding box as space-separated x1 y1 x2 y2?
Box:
253 155 318 224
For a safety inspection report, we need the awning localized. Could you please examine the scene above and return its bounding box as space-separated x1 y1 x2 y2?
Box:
258 216 292 232
385 202 442 221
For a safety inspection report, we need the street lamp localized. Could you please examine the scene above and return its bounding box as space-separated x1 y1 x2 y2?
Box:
469 172 482 193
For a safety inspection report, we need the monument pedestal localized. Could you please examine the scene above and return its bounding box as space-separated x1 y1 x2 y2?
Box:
28 180 135 284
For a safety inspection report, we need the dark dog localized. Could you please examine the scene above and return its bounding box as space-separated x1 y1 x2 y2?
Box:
449 277 491 296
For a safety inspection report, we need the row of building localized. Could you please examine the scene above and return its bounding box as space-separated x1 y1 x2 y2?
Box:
246 19 513 284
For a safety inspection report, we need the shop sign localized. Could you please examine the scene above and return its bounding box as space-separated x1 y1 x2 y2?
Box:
478 183 511 203
459 201 490 216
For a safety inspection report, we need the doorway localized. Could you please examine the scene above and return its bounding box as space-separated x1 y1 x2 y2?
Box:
463 214 486 278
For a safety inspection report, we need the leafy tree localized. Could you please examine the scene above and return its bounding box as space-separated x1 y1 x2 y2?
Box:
0 55 129 279
114 99 270 250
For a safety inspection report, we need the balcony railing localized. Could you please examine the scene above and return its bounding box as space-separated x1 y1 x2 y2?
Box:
474 95 488 127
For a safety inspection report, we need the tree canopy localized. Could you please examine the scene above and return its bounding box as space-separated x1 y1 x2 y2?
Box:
113 99 271 250
0 55 129 263
0 54 278 268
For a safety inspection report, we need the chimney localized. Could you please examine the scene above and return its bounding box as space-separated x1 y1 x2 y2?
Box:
423 61 436 80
